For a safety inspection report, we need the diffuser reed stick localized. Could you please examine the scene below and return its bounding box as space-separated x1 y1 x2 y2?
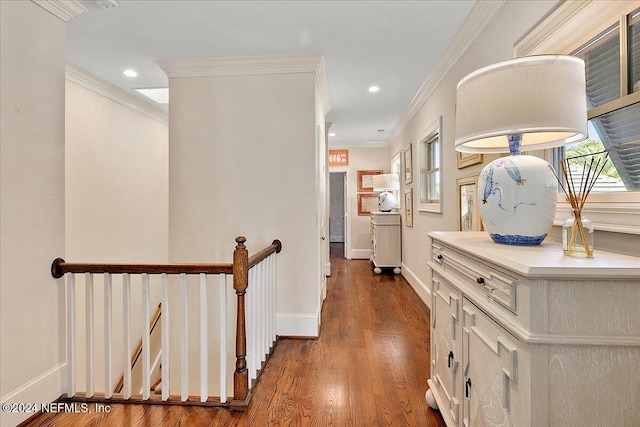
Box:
548 154 608 257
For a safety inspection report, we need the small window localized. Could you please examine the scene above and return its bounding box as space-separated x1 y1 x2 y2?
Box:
555 8 640 193
515 1 640 235
417 116 442 213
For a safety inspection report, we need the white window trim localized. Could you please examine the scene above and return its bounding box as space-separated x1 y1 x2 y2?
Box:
417 116 442 213
515 0 640 235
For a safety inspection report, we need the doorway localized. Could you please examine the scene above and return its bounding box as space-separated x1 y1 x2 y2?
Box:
329 172 347 258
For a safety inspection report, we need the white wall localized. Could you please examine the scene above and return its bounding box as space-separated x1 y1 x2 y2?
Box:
329 146 390 259
165 67 324 338
64 79 169 393
0 2 68 425
389 0 560 308
65 80 169 264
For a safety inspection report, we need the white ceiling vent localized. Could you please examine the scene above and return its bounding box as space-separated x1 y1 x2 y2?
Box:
96 0 118 10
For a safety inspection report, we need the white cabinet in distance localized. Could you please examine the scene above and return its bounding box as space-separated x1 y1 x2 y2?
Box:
370 211 401 274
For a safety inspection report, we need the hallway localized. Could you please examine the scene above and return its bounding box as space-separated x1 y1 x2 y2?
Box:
23 247 444 426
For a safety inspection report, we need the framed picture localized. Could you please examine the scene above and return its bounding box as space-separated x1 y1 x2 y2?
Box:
457 175 483 231
357 170 382 192
457 152 483 169
404 188 413 227
403 144 413 184
357 193 379 215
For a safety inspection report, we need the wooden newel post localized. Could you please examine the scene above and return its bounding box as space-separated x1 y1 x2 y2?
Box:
232 236 250 408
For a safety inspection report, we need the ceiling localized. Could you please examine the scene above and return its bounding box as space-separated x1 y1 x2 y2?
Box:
66 0 476 146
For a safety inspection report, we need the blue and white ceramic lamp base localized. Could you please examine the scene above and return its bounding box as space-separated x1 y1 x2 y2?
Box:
478 134 557 245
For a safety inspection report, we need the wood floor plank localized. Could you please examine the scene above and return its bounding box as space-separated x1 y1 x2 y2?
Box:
21 246 445 426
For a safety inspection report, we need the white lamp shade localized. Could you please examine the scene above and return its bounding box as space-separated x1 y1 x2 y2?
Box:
372 174 399 191
455 55 588 153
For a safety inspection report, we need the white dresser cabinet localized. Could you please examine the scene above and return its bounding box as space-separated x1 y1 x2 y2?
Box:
370 211 401 274
426 231 640 427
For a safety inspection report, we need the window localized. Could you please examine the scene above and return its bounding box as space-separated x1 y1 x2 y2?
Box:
417 116 442 213
559 9 640 193
515 1 640 234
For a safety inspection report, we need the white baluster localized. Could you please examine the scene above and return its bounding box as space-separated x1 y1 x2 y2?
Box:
123 273 132 399
261 261 266 362
272 255 277 346
257 264 262 368
247 267 255 381
219 274 227 403
200 273 208 402
86 273 94 397
142 274 150 400
104 273 113 399
267 256 272 349
271 255 276 348
180 273 188 401
252 266 259 380
67 274 76 397
161 273 169 401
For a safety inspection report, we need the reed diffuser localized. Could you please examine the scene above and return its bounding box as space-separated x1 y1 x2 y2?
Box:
549 154 608 257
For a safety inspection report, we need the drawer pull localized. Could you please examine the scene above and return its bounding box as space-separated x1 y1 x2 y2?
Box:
437 254 443 260
447 351 454 368
465 378 472 398
476 277 485 284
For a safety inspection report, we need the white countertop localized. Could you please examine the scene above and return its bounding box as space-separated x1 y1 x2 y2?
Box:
429 231 640 279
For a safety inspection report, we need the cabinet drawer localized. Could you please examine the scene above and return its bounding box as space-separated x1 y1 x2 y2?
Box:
432 242 518 313
371 213 400 225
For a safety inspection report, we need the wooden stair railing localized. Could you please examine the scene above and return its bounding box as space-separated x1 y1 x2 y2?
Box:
51 236 282 411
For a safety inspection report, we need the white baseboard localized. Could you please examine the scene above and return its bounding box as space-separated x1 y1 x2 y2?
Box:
276 313 319 337
0 363 64 426
350 249 371 260
401 263 431 310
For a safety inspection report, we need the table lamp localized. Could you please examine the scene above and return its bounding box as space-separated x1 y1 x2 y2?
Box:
454 55 588 245
373 174 400 212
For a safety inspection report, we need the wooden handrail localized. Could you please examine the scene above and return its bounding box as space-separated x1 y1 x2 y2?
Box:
51 239 283 278
51 235 281 411
248 239 282 268
51 260 233 278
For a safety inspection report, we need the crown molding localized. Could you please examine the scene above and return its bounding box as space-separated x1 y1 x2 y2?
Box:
387 0 506 144
329 140 389 149
32 0 86 22
315 55 332 114
159 54 322 77
515 0 640 56
159 53 331 114
66 63 168 124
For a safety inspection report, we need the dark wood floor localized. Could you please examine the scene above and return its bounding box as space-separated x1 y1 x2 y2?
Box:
22 244 445 426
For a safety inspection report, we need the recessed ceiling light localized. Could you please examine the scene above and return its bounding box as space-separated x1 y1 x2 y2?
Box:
329 132 336 137
123 69 138 77
135 88 169 104
368 86 380 93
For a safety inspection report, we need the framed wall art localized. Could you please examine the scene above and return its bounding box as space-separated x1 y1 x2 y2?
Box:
357 193 379 216
357 170 382 192
404 188 413 227
457 152 483 169
403 144 413 184
457 175 482 231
